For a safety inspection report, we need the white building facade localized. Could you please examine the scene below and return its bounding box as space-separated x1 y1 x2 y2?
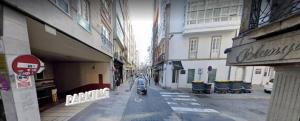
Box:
153 0 275 89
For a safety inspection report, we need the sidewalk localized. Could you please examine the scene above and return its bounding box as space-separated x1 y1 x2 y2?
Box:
41 78 134 121
68 78 134 121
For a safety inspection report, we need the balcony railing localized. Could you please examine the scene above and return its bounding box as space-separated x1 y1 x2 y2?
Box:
101 34 113 53
249 0 300 30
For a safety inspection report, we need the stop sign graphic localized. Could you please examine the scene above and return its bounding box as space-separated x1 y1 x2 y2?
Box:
12 55 41 76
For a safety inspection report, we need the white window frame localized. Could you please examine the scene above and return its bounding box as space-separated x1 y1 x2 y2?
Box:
78 0 90 23
210 36 221 58
186 0 243 25
189 38 198 59
51 0 71 15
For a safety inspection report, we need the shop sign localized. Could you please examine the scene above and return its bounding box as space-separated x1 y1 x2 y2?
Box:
12 55 41 76
227 31 300 65
65 88 110 106
15 74 32 89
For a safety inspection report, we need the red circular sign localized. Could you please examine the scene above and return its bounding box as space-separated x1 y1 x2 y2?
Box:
12 55 41 76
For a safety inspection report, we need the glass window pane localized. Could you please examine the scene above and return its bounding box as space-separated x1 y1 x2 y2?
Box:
221 7 229 16
230 6 238 15
57 0 69 13
213 8 221 17
81 0 89 21
197 10 205 19
205 9 213 18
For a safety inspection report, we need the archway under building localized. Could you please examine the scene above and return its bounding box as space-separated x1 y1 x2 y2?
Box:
26 17 113 111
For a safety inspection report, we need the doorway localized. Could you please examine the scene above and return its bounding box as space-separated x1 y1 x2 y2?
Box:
187 69 195 83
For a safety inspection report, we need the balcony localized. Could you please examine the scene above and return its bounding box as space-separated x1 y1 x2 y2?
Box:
248 0 300 31
184 20 241 34
101 34 113 53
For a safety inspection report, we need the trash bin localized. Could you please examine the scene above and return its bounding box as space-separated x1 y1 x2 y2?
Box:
214 80 230 93
229 81 242 93
203 83 212 94
242 82 252 93
192 81 205 93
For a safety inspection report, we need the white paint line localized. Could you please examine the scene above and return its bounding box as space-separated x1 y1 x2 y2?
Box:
160 92 185 95
171 107 219 113
172 98 197 101
177 95 190 98
161 95 173 97
190 102 200 106
167 102 178 105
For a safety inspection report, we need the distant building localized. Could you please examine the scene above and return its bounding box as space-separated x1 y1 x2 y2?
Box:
151 0 274 88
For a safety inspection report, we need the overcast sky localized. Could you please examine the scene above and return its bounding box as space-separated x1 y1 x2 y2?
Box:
128 0 154 65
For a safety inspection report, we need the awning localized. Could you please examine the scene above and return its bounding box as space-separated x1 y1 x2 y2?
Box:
173 61 183 70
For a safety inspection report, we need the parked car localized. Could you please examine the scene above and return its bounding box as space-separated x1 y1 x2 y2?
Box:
137 79 147 95
264 79 274 93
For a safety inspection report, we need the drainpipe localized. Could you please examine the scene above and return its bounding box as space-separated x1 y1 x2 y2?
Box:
250 66 254 84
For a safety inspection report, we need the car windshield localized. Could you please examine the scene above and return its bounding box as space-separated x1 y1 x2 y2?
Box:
138 80 144 85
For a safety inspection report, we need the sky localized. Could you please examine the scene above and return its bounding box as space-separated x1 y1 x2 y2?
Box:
128 0 154 65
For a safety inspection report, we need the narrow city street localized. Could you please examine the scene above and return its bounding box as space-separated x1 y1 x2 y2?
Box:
121 79 270 121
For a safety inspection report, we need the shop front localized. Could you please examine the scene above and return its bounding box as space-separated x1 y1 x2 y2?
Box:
113 59 123 88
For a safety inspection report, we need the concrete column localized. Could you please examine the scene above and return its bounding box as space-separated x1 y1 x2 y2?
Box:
266 65 300 121
0 7 40 121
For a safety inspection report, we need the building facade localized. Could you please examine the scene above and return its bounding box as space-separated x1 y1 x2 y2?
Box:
226 0 300 121
112 0 137 88
0 0 137 121
152 0 274 89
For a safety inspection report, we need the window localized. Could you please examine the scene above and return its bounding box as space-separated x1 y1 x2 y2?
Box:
53 0 70 14
213 8 221 22
102 26 110 40
186 0 243 25
77 0 91 32
78 0 89 22
189 38 198 59
187 69 195 83
210 36 221 58
255 69 262 74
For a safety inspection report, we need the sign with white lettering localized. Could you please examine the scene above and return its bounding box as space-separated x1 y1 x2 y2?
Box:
12 55 41 76
15 74 32 89
227 31 300 65
65 88 110 106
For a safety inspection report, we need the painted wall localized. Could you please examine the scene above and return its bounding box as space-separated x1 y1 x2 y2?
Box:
54 62 111 93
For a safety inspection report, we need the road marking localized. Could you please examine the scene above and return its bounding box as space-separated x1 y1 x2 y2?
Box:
190 102 200 105
171 107 219 113
134 97 143 103
161 95 173 97
177 95 190 98
160 92 184 95
167 102 178 105
172 98 197 101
